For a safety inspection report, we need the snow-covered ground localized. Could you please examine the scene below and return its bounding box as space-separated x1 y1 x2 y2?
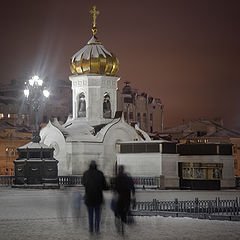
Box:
0 188 240 240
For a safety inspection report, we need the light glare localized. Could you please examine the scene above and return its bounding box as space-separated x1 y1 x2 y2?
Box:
43 89 50 98
29 79 34 86
37 79 43 86
32 75 39 81
24 89 29 97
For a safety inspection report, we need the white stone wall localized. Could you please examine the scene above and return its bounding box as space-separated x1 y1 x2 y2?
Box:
66 141 104 175
62 120 143 177
162 154 179 188
102 121 142 177
40 122 68 175
116 152 179 188
69 74 120 125
116 153 162 177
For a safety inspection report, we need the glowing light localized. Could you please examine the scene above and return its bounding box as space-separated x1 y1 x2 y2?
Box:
43 89 50 98
29 78 34 86
32 75 39 81
37 79 43 86
24 89 29 97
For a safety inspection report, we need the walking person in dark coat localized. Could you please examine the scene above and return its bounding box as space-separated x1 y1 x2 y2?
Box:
82 160 107 234
114 165 135 234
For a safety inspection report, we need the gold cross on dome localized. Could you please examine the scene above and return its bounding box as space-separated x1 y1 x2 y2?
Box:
90 5 100 28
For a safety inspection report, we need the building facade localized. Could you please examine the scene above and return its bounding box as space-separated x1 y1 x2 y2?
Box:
0 123 31 175
0 79 72 127
116 141 235 189
117 82 164 134
164 119 240 177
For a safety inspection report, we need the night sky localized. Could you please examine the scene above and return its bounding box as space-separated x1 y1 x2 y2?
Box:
0 0 240 129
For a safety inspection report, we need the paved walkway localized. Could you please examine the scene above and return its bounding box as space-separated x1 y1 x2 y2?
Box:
0 188 240 240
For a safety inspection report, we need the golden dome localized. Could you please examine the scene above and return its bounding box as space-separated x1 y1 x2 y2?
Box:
70 35 119 76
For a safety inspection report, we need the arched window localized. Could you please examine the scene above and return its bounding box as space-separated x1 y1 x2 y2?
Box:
78 93 86 117
103 93 111 118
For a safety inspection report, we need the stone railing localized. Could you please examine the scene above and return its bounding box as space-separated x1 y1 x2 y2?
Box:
3 175 238 190
58 175 82 186
0 175 15 186
58 176 159 189
132 177 158 189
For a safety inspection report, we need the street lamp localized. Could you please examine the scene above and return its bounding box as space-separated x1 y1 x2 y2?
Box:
24 75 50 143
13 76 58 188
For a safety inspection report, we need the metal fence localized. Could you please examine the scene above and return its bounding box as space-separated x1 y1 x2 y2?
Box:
132 197 240 220
1 175 240 220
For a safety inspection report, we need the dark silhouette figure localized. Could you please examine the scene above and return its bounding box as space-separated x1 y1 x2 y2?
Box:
82 160 107 234
113 165 135 234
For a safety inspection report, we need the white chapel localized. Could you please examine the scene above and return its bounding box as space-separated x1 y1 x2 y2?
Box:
40 6 235 190
40 6 150 177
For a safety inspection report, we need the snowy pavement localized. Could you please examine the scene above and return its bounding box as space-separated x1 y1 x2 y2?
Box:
0 188 240 240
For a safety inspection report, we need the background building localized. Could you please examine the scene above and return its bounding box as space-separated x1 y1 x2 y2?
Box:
117 81 164 134
116 141 235 189
0 122 31 175
0 78 72 126
164 119 240 177
1 79 164 135
0 79 30 127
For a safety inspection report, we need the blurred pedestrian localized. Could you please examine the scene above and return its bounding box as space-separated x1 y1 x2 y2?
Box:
82 160 107 234
72 187 83 226
56 187 71 223
113 165 136 234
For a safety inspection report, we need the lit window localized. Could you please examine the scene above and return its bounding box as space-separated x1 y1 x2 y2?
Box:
5 148 9 156
8 114 10 118
22 114 25 119
0 113 3 119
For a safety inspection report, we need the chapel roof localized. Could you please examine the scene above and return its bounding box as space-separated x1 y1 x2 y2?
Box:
70 6 119 76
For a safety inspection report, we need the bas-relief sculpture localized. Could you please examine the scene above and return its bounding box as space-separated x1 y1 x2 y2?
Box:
103 93 111 118
78 93 86 117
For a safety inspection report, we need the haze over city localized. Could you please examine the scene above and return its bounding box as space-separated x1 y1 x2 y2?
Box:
0 0 239 129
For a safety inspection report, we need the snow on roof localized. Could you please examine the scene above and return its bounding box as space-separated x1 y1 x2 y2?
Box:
18 141 51 149
165 119 240 139
117 140 168 144
71 36 112 63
